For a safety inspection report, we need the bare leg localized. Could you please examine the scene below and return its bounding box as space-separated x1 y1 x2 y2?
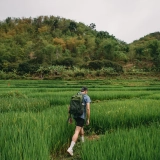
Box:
72 126 82 142
67 126 82 156
80 127 84 142
80 127 84 135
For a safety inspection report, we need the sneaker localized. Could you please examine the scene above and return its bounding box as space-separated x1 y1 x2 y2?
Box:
67 148 73 156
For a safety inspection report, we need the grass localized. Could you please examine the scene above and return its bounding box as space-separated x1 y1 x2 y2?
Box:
0 79 160 160
82 122 160 160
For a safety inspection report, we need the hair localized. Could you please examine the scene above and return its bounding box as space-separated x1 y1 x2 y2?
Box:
81 86 88 92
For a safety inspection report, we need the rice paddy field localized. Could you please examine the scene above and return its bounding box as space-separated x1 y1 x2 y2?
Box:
0 79 160 160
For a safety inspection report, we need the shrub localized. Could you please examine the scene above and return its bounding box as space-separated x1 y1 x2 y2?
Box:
58 57 75 67
88 60 103 70
0 70 7 79
88 60 123 73
102 60 123 73
74 71 85 77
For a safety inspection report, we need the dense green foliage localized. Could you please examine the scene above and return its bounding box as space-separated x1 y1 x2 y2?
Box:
1 79 160 159
129 32 160 71
0 16 160 78
0 16 127 73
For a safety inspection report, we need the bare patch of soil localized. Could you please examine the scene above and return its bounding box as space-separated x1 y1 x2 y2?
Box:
86 134 100 141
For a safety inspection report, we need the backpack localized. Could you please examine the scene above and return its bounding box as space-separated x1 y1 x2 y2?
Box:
69 92 84 117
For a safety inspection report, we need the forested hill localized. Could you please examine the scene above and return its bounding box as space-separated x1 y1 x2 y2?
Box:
128 32 160 72
0 16 160 79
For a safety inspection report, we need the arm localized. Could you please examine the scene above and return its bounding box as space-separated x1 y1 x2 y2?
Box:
86 102 90 125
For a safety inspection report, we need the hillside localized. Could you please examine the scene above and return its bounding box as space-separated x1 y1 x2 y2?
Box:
0 16 160 79
128 32 160 71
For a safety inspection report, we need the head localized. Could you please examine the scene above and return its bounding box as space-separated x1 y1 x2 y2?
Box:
81 86 88 94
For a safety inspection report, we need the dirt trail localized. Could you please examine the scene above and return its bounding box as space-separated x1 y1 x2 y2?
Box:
52 134 100 160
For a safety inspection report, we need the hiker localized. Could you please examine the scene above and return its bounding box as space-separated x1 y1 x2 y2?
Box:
67 86 91 156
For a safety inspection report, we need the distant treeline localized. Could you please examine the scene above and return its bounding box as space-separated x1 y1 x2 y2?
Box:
0 16 160 77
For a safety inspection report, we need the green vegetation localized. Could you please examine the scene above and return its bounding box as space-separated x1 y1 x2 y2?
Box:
0 16 160 79
1 79 160 159
82 124 160 160
129 32 160 71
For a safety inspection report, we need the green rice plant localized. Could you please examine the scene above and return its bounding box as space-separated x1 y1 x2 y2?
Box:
0 90 74 113
81 123 160 160
90 90 151 101
144 93 160 100
0 106 75 160
0 90 28 98
89 99 160 133
0 98 50 112
1 79 160 159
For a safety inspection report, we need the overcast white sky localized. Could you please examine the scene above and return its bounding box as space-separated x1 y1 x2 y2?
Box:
0 0 160 43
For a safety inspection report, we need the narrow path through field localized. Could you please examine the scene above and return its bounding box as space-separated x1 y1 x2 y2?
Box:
52 134 100 160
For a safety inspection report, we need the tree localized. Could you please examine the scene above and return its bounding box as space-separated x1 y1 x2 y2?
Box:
51 19 59 31
148 40 159 57
43 44 55 64
55 45 62 59
62 57 75 67
53 37 66 50
69 21 77 32
76 44 86 58
89 23 96 30
97 39 117 60
97 31 109 39
154 53 160 70
18 62 31 74
77 22 86 35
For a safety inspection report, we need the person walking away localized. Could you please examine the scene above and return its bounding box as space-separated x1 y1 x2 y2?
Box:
67 86 91 156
